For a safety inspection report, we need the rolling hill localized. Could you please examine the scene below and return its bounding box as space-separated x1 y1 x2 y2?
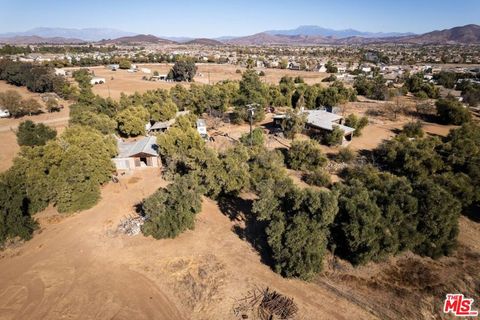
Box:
98 34 177 45
183 38 224 46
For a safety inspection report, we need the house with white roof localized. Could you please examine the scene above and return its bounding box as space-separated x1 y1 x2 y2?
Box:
273 109 355 144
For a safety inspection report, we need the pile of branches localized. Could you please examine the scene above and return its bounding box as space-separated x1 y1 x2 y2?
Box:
233 286 298 320
116 214 144 236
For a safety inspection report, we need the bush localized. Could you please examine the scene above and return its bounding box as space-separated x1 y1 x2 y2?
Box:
259 71 266 76
345 114 368 137
322 126 344 146
303 169 331 187
336 147 355 163
286 139 327 171
402 121 424 138
436 97 471 125
17 120 57 146
240 127 264 147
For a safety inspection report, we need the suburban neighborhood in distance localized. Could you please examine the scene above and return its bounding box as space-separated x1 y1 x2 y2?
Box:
0 1 479 319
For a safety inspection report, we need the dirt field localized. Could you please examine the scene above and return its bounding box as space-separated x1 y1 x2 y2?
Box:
0 81 70 173
0 169 374 320
0 167 477 320
71 63 328 100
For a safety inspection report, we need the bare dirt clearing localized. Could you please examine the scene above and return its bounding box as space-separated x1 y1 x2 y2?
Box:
74 63 328 99
0 81 70 172
0 169 376 320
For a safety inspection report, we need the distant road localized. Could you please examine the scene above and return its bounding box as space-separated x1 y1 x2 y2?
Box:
0 116 70 132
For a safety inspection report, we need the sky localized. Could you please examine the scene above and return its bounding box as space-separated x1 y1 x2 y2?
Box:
0 0 479 37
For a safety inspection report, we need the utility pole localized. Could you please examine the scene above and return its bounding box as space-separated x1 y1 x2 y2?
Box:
246 103 257 147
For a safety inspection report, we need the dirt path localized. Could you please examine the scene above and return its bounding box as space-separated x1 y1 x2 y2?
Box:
0 169 375 320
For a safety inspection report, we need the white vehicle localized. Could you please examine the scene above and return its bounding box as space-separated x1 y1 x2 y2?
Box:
0 109 10 118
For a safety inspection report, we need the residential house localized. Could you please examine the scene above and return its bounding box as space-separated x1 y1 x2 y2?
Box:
112 136 161 171
273 109 355 144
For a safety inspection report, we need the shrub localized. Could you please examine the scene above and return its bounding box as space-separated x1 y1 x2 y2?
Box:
345 114 368 137
322 126 344 146
303 169 331 187
336 147 355 163
402 121 424 138
240 127 264 147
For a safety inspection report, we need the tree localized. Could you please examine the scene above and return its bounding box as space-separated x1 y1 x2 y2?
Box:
16 120 57 146
435 97 471 125
141 174 203 239
333 166 420 264
20 98 43 116
376 135 444 179
325 61 338 73
345 114 368 137
0 165 38 244
220 145 250 195
119 59 131 69
413 179 461 258
0 90 22 117
148 98 178 122
167 59 197 82
240 127 265 147
286 139 327 171
281 109 306 139
48 126 116 213
234 70 267 123
70 110 117 134
253 185 338 279
115 105 150 136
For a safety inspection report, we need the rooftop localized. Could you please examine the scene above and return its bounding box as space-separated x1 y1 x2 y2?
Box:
116 136 158 158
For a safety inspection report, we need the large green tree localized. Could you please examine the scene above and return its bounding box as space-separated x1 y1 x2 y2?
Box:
16 120 57 146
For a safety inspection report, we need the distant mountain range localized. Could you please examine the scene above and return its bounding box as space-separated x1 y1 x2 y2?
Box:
0 27 136 41
265 25 414 38
0 25 479 46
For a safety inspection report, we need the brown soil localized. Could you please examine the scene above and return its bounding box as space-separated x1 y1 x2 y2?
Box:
0 81 70 173
72 63 327 100
0 169 375 320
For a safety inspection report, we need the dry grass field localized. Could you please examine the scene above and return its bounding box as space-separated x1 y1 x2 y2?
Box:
68 63 328 100
0 81 70 172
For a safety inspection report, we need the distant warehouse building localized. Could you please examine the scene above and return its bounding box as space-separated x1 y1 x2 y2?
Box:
112 136 161 171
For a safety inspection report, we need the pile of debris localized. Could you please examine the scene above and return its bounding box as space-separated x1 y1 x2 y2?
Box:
233 287 298 320
116 214 145 236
